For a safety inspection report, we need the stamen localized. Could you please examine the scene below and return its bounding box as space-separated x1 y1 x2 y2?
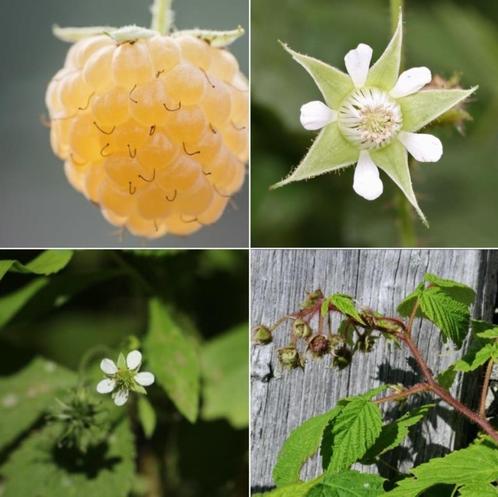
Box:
338 88 402 150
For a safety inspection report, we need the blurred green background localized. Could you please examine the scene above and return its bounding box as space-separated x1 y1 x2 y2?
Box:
0 250 248 497
0 0 248 248
251 0 498 247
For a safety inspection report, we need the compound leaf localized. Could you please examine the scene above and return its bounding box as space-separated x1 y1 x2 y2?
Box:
0 357 75 450
144 299 200 422
201 323 248 429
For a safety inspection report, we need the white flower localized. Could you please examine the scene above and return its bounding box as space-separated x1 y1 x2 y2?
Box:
299 43 441 201
96 350 155 406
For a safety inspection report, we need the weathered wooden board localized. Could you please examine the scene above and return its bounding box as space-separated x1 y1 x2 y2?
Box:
250 249 498 492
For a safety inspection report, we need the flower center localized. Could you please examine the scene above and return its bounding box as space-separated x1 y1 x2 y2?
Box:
338 88 402 150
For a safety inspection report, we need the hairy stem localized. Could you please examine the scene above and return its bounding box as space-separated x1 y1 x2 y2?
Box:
396 191 417 247
151 0 174 34
374 383 431 404
479 358 494 418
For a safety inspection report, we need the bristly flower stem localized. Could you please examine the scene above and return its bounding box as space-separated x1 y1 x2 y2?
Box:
151 0 174 35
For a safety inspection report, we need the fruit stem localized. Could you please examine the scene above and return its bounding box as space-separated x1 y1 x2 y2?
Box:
151 0 174 34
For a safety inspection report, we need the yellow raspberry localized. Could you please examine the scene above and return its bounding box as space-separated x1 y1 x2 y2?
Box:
47 32 248 239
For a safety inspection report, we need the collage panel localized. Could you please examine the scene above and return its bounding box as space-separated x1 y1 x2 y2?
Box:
0 249 249 497
0 0 248 248
251 249 498 495
251 0 498 247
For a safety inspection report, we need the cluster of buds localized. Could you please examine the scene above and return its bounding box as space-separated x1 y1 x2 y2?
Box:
253 289 400 372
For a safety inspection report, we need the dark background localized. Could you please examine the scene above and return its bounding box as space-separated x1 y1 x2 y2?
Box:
251 0 498 247
0 0 248 248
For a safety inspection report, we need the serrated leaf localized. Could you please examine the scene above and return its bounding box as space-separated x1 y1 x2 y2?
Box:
201 323 248 429
398 88 477 132
397 283 425 317
367 13 402 90
259 478 323 497
273 404 345 487
458 483 498 497
138 396 156 438
361 404 434 464
419 287 470 348
329 294 366 325
0 278 49 328
477 328 498 339
144 299 200 422
0 250 73 281
282 43 353 109
423 273 475 306
308 470 385 497
0 418 135 497
272 123 359 188
454 342 496 372
385 441 498 497
370 140 427 226
321 389 384 473
0 358 76 450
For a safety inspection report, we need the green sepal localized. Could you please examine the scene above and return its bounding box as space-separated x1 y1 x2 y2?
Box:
272 123 359 188
370 140 428 226
367 13 403 90
399 87 477 132
130 383 147 395
172 26 245 47
53 25 118 42
117 353 126 370
281 43 353 109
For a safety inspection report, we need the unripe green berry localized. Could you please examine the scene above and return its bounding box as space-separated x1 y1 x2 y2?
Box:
332 346 353 370
278 346 301 369
254 325 272 344
293 319 312 339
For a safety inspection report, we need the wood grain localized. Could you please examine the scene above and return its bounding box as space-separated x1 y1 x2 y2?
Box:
250 249 498 492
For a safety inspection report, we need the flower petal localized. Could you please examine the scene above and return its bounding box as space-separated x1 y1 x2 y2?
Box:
390 67 432 98
398 131 443 162
112 388 129 406
96 378 116 394
135 371 155 386
100 358 118 375
300 100 336 130
126 350 142 370
344 43 372 88
353 151 383 200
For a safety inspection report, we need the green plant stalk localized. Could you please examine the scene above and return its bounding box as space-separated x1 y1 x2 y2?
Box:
389 0 418 247
151 0 174 34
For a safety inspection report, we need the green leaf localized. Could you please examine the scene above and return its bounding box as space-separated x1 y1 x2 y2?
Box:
423 273 475 306
370 140 427 226
144 299 200 422
397 283 425 317
477 328 498 339
454 342 497 372
308 470 385 497
361 404 434 464
367 13 403 91
436 366 457 389
281 43 353 109
329 294 366 325
201 323 248 429
138 396 156 438
273 404 345 487
257 478 323 497
322 389 384 473
0 358 76 450
0 250 73 281
0 278 49 328
458 483 498 497
272 123 359 188
0 418 135 497
419 287 470 348
399 88 477 132
385 441 498 497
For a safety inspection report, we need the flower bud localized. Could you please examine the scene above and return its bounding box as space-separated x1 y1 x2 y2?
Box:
293 319 312 339
278 346 301 369
308 335 330 357
332 346 353 370
253 325 272 344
